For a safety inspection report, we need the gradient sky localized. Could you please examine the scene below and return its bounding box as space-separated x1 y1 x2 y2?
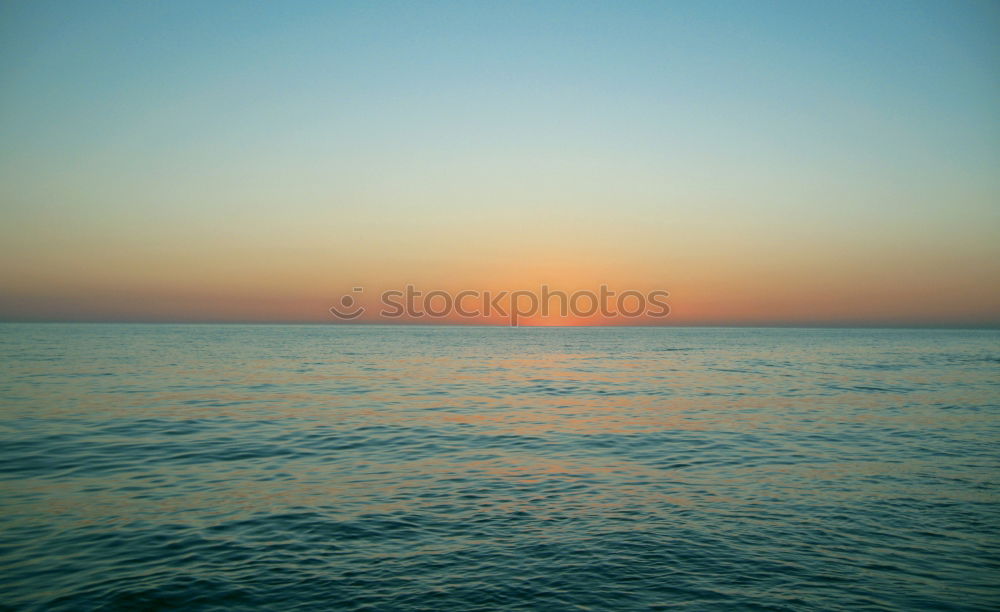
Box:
1 0 998 325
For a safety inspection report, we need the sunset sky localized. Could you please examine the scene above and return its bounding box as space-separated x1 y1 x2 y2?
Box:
1 1 998 325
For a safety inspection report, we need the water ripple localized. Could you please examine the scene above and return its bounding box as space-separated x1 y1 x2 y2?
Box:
0 325 998 610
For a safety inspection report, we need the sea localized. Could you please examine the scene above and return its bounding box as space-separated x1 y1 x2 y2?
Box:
0 324 998 610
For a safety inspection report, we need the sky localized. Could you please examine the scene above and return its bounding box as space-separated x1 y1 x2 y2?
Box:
1 0 998 325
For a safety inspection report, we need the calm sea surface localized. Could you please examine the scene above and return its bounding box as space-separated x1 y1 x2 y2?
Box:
0 324 998 610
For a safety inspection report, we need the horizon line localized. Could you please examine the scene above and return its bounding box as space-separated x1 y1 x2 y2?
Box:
2 320 998 331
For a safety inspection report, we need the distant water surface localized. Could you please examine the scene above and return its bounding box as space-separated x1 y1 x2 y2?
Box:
0 324 998 610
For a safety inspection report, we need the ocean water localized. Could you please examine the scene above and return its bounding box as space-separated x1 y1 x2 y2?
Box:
0 324 998 611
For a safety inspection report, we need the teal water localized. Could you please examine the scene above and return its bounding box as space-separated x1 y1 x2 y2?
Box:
0 324 998 610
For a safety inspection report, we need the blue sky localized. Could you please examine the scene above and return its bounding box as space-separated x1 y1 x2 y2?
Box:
1 1 998 323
